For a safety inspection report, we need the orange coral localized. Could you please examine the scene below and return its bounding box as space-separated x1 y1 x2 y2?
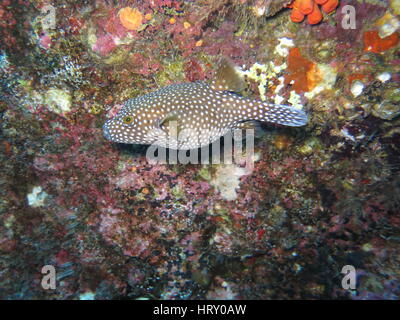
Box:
287 0 339 25
284 47 321 93
118 7 143 31
347 73 368 84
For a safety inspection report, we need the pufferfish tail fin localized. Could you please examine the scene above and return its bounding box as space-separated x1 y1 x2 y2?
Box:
259 102 308 127
210 57 245 92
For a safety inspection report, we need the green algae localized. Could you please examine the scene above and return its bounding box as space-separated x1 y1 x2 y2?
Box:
155 60 186 87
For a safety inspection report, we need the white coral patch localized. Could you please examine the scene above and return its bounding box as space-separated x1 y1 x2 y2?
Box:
241 61 287 101
274 37 294 57
350 80 365 98
288 90 304 110
377 72 391 83
211 164 248 201
27 186 48 207
44 88 72 115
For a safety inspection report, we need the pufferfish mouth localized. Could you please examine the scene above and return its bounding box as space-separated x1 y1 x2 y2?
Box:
103 122 113 141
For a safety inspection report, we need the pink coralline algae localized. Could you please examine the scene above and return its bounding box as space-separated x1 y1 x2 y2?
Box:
92 33 117 57
90 9 131 57
0 0 399 301
39 33 52 49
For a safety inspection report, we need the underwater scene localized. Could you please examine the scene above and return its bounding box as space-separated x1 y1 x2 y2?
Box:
0 0 399 300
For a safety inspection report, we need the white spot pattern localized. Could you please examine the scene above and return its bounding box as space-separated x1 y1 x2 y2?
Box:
103 82 307 150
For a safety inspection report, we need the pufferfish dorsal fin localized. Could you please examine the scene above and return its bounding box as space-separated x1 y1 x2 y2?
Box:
210 57 245 92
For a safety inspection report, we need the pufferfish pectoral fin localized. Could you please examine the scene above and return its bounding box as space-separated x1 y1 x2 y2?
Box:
232 120 257 130
210 57 245 93
157 112 183 138
232 121 264 138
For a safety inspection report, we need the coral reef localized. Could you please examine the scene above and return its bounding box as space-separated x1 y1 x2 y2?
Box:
0 0 399 300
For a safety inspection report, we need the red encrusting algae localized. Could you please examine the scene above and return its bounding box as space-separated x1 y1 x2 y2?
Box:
284 47 321 93
363 30 399 53
1 0 399 301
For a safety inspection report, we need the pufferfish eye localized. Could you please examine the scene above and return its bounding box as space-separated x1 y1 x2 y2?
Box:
123 116 134 124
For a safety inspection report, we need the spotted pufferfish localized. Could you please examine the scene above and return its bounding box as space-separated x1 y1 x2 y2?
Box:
103 58 307 150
